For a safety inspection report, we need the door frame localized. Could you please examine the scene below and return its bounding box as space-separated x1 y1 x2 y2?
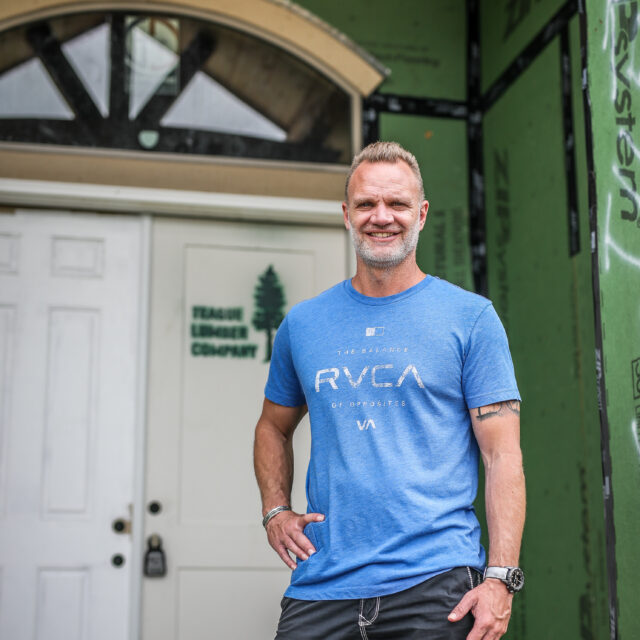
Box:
0 179 348 640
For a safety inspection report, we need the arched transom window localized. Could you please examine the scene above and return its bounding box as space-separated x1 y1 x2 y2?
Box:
0 11 352 163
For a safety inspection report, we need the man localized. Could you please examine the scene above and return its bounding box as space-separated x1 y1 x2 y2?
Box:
254 141 525 639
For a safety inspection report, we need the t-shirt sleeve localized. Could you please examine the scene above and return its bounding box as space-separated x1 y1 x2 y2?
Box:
462 303 521 409
264 315 306 407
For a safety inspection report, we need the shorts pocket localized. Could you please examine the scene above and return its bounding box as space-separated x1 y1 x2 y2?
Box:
466 566 483 589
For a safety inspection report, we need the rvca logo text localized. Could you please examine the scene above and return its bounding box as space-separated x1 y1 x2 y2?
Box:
315 364 424 392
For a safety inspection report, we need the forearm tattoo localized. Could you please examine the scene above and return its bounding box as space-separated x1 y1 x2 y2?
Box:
475 400 520 421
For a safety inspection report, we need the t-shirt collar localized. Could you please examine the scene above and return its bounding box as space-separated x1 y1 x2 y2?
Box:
343 275 433 306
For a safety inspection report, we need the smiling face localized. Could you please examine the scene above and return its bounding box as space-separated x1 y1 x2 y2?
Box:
343 160 428 270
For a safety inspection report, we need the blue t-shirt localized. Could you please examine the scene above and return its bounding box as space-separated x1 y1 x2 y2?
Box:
265 276 520 600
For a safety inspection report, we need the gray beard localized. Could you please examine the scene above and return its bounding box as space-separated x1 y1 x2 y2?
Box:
349 218 421 269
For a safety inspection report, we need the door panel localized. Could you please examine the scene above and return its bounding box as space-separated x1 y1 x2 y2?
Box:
143 218 347 639
0 211 143 640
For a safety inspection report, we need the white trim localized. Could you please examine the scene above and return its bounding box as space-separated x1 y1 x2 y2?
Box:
0 179 345 226
129 215 151 640
0 141 350 173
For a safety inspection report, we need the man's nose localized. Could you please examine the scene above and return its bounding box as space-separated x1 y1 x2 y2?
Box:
370 204 394 225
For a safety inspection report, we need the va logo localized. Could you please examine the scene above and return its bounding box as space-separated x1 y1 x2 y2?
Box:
357 419 376 430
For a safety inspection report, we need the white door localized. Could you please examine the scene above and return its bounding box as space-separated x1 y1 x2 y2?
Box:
143 217 347 639
0 211 144 640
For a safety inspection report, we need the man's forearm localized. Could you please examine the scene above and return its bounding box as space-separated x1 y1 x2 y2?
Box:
254 418 295 516
253 401 319 570
484 452 526 566
452 403 523 635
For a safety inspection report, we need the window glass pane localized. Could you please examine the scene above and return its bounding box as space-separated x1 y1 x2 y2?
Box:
0 11 352 163
161 72 286 141
0 58 73 119
62 23 110 117
127 18 180 119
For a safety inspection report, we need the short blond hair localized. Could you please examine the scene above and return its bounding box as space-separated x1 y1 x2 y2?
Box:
344 141 425 202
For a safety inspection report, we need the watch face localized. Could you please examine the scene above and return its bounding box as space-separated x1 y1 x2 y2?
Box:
507 568 525 592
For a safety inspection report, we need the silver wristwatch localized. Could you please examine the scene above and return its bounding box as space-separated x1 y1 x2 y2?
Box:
483 566 525 593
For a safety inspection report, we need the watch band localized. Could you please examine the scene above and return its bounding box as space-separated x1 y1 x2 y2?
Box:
483 566 510 581
262 505 291 528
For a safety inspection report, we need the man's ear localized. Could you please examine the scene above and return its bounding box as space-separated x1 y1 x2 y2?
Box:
342 202 351 230
419 200 429 230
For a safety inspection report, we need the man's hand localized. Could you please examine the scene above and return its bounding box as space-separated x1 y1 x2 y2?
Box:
265 510 325 570
448 579 513 640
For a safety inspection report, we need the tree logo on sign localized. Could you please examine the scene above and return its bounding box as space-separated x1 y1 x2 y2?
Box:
252 265 286 362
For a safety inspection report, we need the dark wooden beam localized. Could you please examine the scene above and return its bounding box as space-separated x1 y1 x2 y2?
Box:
136 30 216 128
108 14 128 127
26 22 102 143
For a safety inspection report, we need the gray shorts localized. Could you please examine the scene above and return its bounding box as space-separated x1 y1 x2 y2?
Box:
275 566 482 640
